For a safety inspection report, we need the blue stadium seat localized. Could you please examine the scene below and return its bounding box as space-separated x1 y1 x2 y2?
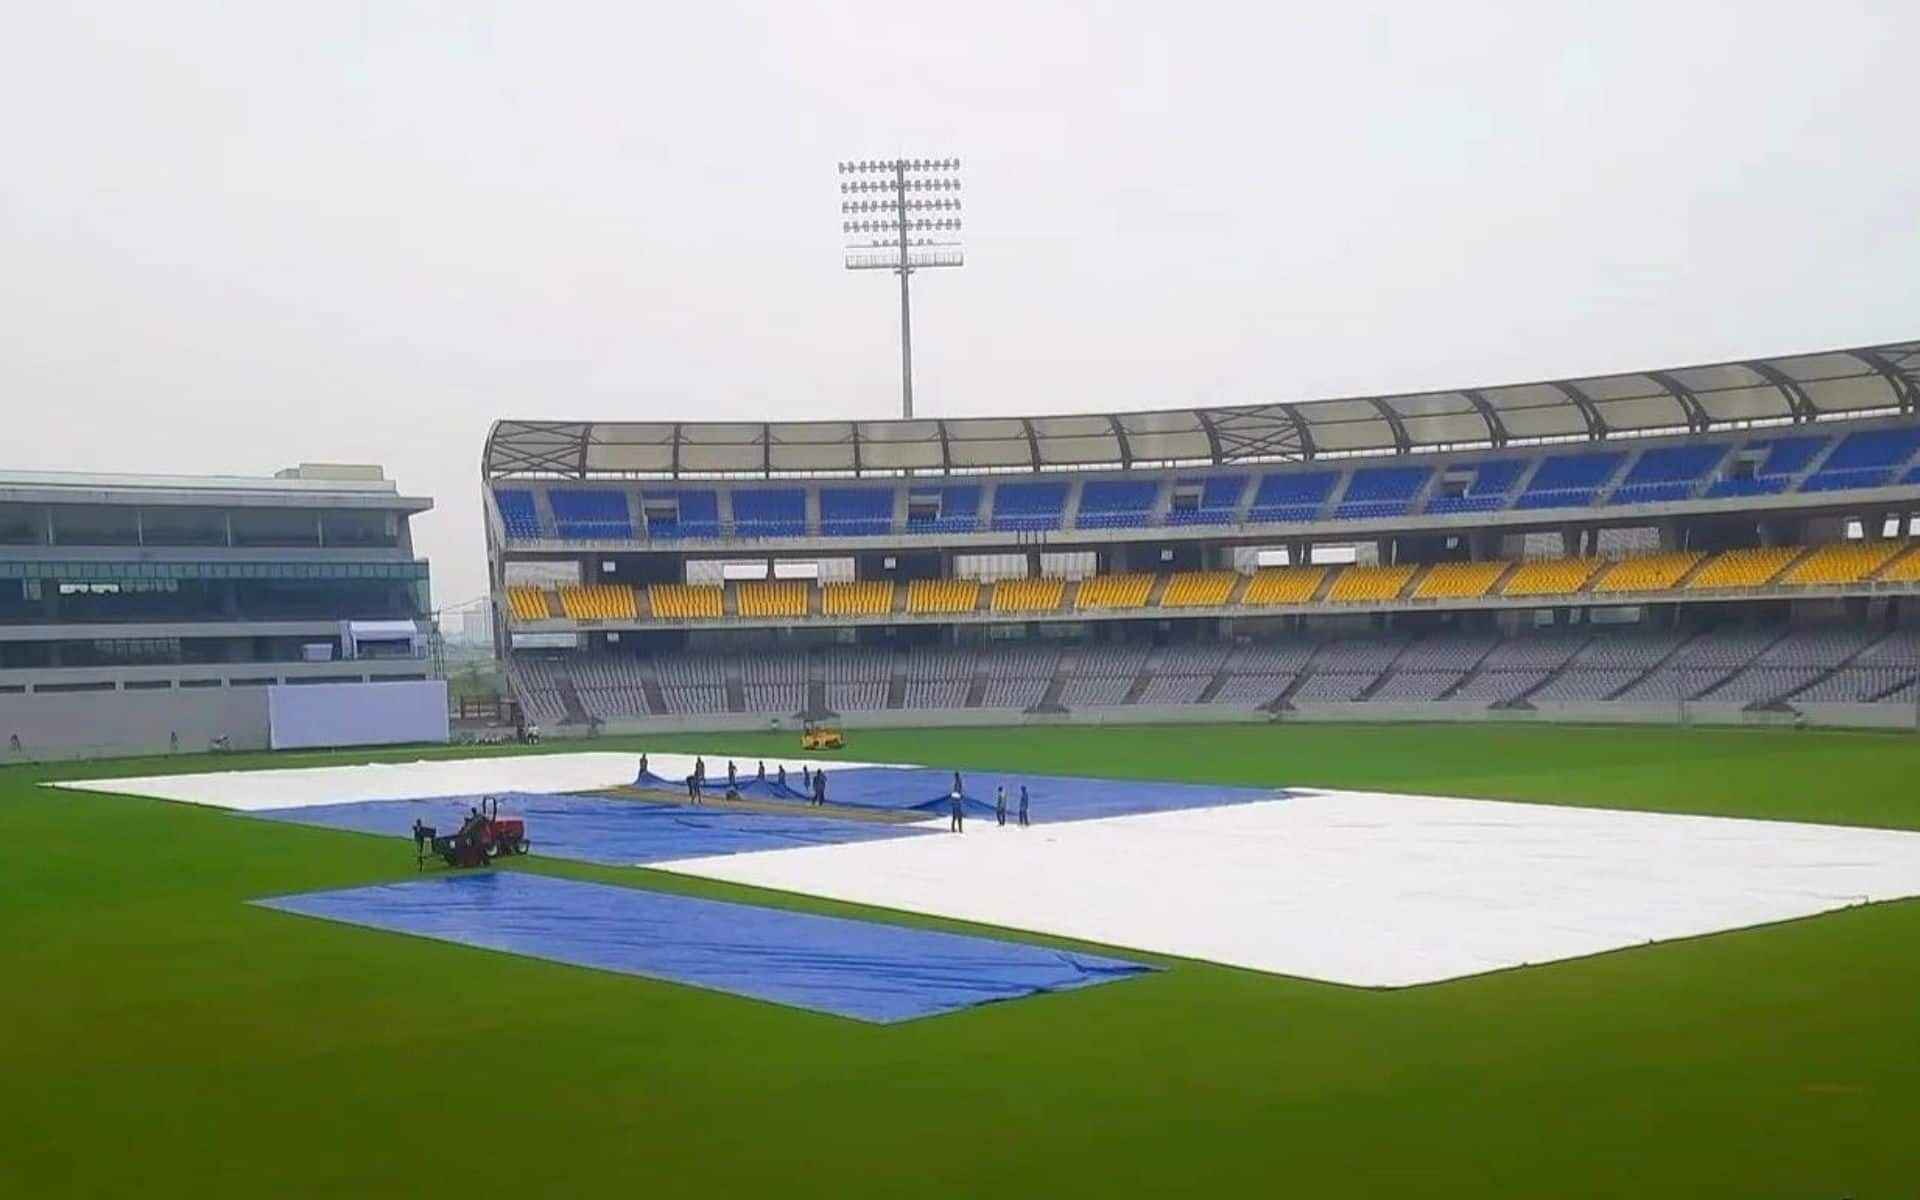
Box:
1516 451 1624 509
642 490 720 539
494 489 543 539
991 481 1070 532
548 489 632 539
906 485 982 533
1422 460 1525 514
1166 475 1247 526
1606 443 1726 505
1335 466 1429 520
1703 435 1827 499
819 487 893 536
1247 471 1337 524
1076 479 1160 529
730 488 806 538
1801 427 1920 492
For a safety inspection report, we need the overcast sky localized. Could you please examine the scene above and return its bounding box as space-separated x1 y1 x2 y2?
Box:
4 1 1917 607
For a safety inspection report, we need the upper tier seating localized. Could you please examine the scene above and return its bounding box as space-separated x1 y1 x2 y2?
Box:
1593 551 1703 592
731 489 806 538
1685 546 1799 589
1075 573 1154 609
506 585 551 621
1076 480 1160 529
1608 444 1727 505
649 583 724 619
1704 435 1826 498
1336 466 1430 520
1515 451 1625 510
495 490 542 539
819 488 893 536
991 482 1070 532
906 485 982 534
1425 460 1527 514
1780 541 1904 586
737 580 806 618
1167 475 1247 526
1160 571 1237 607
549 490 631 539
907 578 979 613
1803 428 1920 492
1501 558 1601 595
1327 563 1416 603
1412 560 1508 599
642 490 720 539
558 584 637 621
822 580 895 616
1248 472 1338 523
1241 566 1327 605
992 576 1066 611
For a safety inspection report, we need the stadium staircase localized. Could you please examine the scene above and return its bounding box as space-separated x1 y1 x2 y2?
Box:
723 661 745 713
963 672 988 708
555 676 591 727
638 659 668 715
542 591 566 619
1145 575 1172 606
884 665 907 709
532 490 560 540
722 585 739 618
1059 578 1082 611
1196 662 1237 704
1670 554 1717 589
1121 665 1152 705
1035 669 1069 712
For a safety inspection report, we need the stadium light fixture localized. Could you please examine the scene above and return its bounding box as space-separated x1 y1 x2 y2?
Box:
837 156 964 419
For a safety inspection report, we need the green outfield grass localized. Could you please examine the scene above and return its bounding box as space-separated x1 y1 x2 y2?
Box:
7 724 1920 1198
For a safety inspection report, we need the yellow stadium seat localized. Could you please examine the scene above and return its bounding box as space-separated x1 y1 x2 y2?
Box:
1878 546 1920 583
1412 561 1509 599
737 580 807 618
1684 546 1800 590
557 584 638 621
1592 551 1703 593
506 586 551 621
648 583 724 619
1160 571 1238 608
1780 541 1904 586
1327 563 1417 603
992 577 1066 612
1075 573 1154 610
1241 566 1326 605
1500 558 1601 596
906 578 980 614
823 580 895 616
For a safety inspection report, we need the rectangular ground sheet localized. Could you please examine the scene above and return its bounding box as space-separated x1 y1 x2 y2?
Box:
251 792 931 866
254 871 1154 1023
49 751 916 812
655 789 1920 988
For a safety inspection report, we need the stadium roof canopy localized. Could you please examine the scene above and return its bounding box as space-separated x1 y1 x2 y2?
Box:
484 338 1920 479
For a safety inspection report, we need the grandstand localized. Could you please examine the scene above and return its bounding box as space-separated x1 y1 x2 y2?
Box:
2 465 437 757
485 338 1920 730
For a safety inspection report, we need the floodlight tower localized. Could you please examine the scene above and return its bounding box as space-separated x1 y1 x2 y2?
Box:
838 157 964 419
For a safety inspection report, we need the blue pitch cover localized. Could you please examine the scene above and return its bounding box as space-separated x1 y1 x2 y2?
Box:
255 872 1153 1023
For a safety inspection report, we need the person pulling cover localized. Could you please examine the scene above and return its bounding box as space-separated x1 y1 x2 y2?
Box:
1019 783 1030 827
996 784 1007 827
812 768 828 807
949 781 964 833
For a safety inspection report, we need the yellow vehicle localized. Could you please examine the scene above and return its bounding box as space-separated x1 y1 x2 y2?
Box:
800 721 845 751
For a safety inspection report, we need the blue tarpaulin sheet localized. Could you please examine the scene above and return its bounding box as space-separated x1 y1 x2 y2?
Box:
254 872 1153 1022
631 767 1282 823
253 792 927 866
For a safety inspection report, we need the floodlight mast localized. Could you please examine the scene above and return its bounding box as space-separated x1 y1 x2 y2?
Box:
838 157 964 419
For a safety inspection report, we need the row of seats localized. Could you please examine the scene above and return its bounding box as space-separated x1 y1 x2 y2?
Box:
512 624 1920 721
507 542 1920 622
492 424 1920 541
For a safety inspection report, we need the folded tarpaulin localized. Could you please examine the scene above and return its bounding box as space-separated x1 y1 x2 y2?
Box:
254 871 1154 1022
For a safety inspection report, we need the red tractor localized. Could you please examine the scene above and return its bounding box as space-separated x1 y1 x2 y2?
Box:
414 796 529 870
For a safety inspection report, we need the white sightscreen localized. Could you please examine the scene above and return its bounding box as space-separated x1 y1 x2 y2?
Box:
267 681 450 750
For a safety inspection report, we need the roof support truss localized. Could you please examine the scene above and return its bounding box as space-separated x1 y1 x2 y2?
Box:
1549 382 1606 439
1460 390 1509 448
1744 361 1817 423
1645 372 1711 434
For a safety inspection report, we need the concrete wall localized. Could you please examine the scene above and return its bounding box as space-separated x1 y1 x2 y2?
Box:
0 686 271 762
